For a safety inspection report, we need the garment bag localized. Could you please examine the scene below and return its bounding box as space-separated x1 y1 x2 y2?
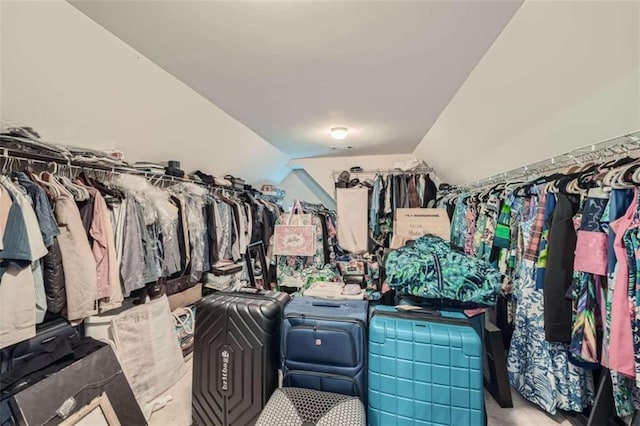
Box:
337 187 369 254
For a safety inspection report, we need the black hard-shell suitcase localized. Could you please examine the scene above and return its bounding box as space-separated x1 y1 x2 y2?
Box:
192 288 290 426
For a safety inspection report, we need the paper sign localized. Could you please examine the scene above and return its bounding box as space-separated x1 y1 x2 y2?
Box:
393 208 451 243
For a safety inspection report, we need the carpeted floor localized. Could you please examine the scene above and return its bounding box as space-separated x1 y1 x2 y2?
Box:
149 358 573 426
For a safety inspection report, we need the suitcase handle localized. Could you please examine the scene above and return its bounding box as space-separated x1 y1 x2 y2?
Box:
236 287 265 295
395 306 441 316
311 301 343 308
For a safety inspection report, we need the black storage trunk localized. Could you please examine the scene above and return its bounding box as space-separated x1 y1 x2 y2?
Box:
192 289 290 426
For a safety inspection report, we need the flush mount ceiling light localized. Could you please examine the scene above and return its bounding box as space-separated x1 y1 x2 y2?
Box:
330 127 348 140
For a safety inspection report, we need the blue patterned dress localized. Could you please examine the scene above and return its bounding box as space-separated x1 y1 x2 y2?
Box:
507 196 594 414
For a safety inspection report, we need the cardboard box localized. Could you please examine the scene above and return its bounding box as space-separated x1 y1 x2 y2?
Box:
393 208 451 244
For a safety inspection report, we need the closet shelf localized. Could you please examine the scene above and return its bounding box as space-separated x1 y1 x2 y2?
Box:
460 131 640 191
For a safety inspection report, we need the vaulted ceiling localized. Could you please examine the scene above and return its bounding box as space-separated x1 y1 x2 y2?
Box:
70 0 522 158
3 1 637 189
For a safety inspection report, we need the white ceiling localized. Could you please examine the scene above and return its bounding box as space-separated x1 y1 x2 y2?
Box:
70 0 522 159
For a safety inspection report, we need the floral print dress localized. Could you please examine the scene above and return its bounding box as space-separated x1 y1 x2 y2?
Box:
508 195 594 414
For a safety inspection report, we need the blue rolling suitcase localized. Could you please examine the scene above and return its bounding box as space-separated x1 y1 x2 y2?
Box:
281 297 368 402
368 306 484 426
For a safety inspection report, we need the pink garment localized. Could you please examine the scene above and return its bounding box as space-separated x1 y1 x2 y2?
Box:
574 231 608 276
86 187 111 299
608 188 638 378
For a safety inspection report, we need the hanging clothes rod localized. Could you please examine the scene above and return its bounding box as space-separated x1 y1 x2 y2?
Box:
460 131 640 191
331 165 434 179
0 147 276 197
0 146 197 184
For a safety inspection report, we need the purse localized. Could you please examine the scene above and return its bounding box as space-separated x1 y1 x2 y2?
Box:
273 200 315 257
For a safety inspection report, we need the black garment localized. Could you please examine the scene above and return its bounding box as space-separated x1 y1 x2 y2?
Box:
389 176 395 212
246 197 264 246
168 197 187 277
262 207 274 252
495 294 514 349
445 198 456 221
42 239 66 315
543 193 580 343
194 170 215 185
206 203 218 267
201 205 210 273
77 193 95 245
318 213 331 265
424 174 438 207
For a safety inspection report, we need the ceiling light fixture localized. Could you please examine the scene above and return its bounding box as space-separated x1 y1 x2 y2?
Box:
330 127 348 140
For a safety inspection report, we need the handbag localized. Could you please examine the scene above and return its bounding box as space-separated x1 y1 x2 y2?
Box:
385 234 501 307
273 200 315 257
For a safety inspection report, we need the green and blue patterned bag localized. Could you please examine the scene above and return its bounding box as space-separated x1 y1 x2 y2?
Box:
385 235 502 307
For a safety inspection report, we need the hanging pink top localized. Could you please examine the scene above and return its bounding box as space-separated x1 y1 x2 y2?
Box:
608 187 638 378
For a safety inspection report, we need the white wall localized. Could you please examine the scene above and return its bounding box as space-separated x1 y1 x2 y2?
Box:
288 153 420 200
413 0 640 184
0 0 290 185
278 170 337 211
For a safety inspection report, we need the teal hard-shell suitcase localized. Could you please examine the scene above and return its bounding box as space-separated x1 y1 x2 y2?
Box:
368 306 484 426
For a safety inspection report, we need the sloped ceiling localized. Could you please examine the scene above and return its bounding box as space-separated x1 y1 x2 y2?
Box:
413 0 640 184
0 0 290 184
2 0 637 194
69 0 522 158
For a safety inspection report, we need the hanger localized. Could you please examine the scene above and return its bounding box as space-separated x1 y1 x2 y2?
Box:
603 163 631 189
76 170 96 189
632 163 640 184
58 175 90 201
14 162 56 199
610 159 640 189
617 157 640 183
39 172 63 198
2 157 16 174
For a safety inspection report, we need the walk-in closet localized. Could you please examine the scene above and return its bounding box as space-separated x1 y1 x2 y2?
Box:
1 1 639 425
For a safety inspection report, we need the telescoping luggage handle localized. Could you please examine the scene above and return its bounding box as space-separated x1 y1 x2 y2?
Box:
310 300 362 309
375 305 472 326
236 287 266 295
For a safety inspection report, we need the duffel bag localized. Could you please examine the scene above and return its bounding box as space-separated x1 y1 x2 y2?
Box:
385 234 501 307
